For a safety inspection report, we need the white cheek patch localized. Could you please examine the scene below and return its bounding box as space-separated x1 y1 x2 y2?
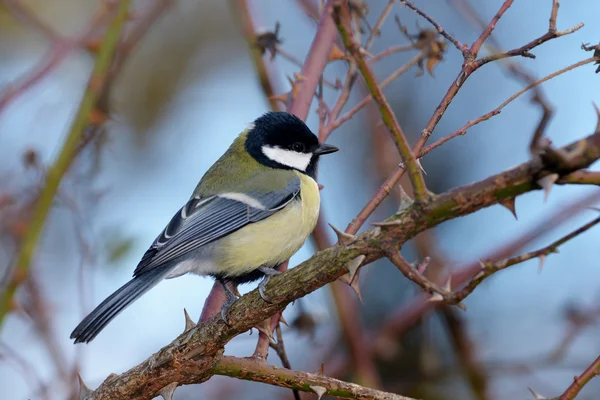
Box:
262 145 312 171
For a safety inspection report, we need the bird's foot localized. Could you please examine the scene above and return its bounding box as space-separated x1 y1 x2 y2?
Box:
257 266 282 303
220 280 240 326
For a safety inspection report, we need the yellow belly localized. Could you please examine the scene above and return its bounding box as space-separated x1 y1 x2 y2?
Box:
215 172 320 276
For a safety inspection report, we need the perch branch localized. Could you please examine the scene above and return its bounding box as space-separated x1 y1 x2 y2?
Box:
85 129 600 399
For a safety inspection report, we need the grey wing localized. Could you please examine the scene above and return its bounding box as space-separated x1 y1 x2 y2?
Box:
132 177 301 277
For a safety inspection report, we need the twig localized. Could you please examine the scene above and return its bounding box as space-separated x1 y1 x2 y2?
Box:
560 170 600 186
364 0 395 50
326 51 426 135
347 0 585 234
420 57 598 157
368 44 415 63
334 2 429 202
557 355 600 399
311 217 382 388
270 324 301 400
1 0 62 41
375 191 600 344
231 0 283 111
0 0 133 327
213 356 416 400
450 216 600 305
440 307 488 400
288 0 338 120
399 0 466 54
468 0 514 59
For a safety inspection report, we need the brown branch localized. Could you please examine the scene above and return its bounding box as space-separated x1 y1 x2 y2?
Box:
270 324 301 400
560 170 600 186
468 0 514 59
85 130 600 399
231 0 283 111
557 355 600 399
399 0 466 54
287 0 338 120
450 216 600 305
311 217 382 388
1 0 63 41
375 191 600 344
420 57 598 157
213 356 416 400
334 2 429 202
346 0 584 234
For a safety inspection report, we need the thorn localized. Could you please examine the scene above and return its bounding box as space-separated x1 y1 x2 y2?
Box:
528 387 547 399
499 197 518 220
78 374 92 400
443 275 452 292
350 274 363 303
428 292 444 303
416 158 427 175
537 173 559 202
478 259 487 269
309 385 327 399
345 255 366 283
279 313 289 328
314 362 325 376
454 302 467 311
472 270 486 281
318 184 324 191
328 223 357 245
417 256 430 274
593 102 600 132
183 308 195 333
158 382 178 400
397 185 414 212
256 318 277 344
538 254 547 273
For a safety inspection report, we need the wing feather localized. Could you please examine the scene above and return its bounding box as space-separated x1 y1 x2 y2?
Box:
133 177 301 277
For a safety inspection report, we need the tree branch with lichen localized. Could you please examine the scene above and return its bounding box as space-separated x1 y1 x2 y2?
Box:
83 128 600 399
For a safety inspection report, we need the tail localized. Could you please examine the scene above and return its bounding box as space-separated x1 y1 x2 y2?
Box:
70 267 169 344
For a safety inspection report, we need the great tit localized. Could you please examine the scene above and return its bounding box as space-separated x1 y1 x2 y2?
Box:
70 111 338 343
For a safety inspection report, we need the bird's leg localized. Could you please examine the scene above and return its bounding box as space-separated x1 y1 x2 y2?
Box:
257 266 282 303
219 280 239 325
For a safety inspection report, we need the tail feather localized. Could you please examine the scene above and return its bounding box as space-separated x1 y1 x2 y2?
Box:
70 267 169 344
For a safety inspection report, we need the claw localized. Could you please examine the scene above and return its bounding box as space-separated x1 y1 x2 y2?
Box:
257 266 282 303
219 280 240 326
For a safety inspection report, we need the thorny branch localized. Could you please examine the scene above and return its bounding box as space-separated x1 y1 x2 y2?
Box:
334 1 429 202
213 356 415 400
84 129 600 399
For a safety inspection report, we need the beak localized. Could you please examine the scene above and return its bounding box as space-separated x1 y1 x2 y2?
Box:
314 143 339 156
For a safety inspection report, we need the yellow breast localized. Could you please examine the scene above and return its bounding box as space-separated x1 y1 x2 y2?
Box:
215 171 320 276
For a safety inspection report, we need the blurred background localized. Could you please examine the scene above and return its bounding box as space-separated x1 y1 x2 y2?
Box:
1 0 599 399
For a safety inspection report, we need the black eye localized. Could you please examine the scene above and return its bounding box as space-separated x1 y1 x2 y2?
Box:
292 142 305 152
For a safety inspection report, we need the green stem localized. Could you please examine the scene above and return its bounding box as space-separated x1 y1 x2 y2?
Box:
333 2 429 202
0 0 133 327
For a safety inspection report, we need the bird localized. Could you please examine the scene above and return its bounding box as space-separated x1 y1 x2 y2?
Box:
70 111 339 343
